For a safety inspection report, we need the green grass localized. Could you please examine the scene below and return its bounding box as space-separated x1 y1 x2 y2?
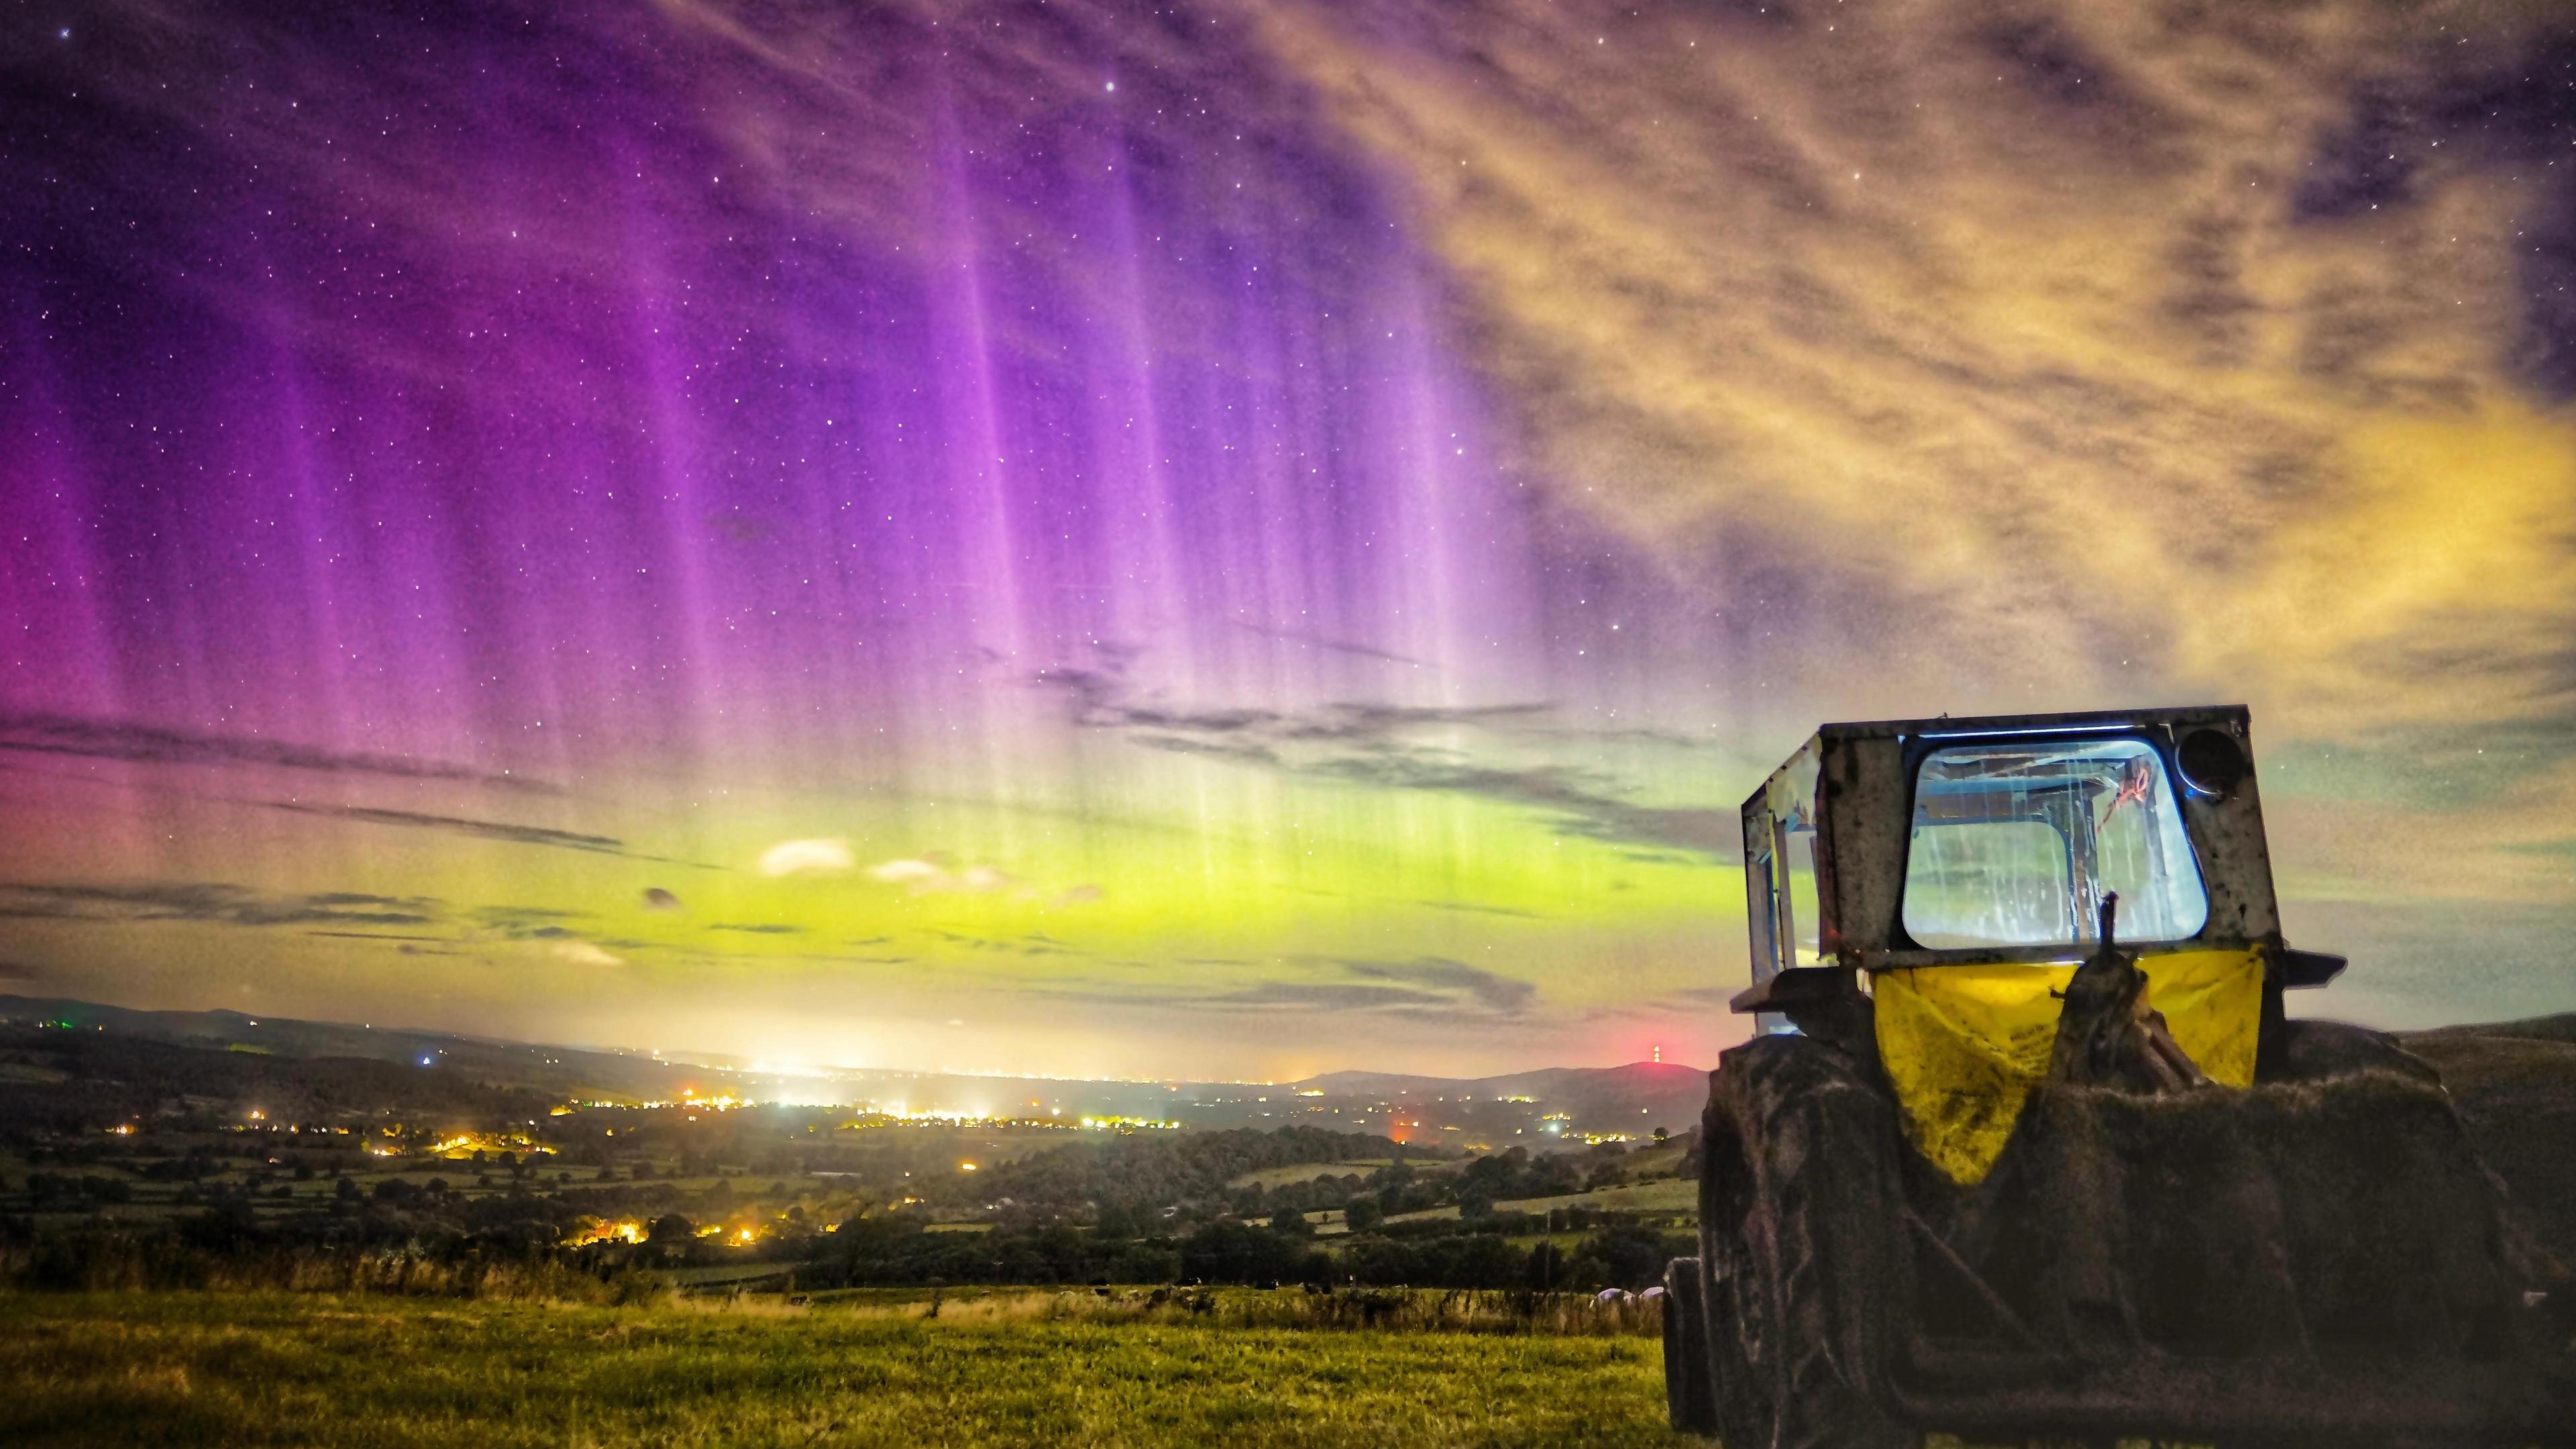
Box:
0 1291 1691 1448
1386 1176 1701 1227
1499 1179 1699 1217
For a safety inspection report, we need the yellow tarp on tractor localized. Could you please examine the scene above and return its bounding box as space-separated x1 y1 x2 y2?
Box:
1873 947 2265 1184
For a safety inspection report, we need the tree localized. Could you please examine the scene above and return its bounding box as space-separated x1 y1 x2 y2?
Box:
1342 1195 1385 1234
1526 1240 1567 1291
1270 1208 1314 1240
1180 1222 1307 1284
1577 1223 1682 1291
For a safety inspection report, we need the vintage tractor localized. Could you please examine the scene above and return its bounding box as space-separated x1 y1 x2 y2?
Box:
1662 706 2573 1447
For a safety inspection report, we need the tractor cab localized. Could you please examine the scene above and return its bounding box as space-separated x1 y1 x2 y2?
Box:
1661 705 2572 1448
1733 706 2343 1182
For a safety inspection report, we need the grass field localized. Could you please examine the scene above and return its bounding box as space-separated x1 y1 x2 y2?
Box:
1499 1178 1698 1218
0 1291 1692 1448
1386 1176 1701 1226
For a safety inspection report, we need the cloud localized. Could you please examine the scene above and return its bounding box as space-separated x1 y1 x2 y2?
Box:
0 960 42 983
466 906 588 941
551 940 626 968
868 855 1017 895
1334 957 1536 1014
267 801 718 867
1226 619 1428 667
1213 981 1458 1012
759 838 857 877
708 922 804 935
863 854 1101 906
1030 955 1534 1020
0 881 441 928
303 930 450 944
0 712 557 793
1034 664 1737 859
1249 1 2576 737
1416 900 1544 919
930 930 1082 957
642 888 683 912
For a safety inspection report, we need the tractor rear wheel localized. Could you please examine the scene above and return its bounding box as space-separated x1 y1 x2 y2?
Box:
1703 1035 1916 1449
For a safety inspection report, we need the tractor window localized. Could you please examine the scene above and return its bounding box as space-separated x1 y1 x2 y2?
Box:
1782 826 1823 967
1901 739 2206 950
1904 820 2074 947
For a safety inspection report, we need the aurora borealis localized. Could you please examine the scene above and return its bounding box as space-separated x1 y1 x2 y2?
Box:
4 0 2574 1079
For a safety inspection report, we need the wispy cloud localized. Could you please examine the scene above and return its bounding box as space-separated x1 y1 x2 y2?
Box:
865 852 1103 909
1421 897 1535 918
268 800 716 868
759 838 857 877
466 906 588 941
930 929 1083 957
1252 0 2576 737
0 712 556 794
1034 665 1735 859
1226 619 1428 667
1335 957 1536 1014
869 856 1015 894
1029 955 1534 1021
0 882 441 928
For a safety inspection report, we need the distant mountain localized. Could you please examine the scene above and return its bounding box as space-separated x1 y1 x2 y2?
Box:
0 994 687 1099
0 995 1715 1142
1298 1061 1708 1117
2408 1012 2576 1046
1291 1061 1711 1144
1295 1060 1707 1096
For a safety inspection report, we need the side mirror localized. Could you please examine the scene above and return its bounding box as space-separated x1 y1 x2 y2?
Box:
2177 728 2248 797
2280 949 2346 989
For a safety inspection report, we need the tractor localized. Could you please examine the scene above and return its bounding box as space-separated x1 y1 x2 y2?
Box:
1661 705 2573 1446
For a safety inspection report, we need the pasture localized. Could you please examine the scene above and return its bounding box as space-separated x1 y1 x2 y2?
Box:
0 1289 1690 1448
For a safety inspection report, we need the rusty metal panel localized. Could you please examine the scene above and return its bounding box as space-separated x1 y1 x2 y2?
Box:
2178 711 2281 947
1820 733 1909 965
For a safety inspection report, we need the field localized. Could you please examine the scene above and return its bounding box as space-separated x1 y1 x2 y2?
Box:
1387 1177 1700 1226
0 1291 1691 1448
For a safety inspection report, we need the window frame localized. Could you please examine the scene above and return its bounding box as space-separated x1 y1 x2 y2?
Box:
1891 729 2213 955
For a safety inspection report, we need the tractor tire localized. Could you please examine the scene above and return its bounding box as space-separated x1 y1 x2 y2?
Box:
1662 1255 1717 1434
1703 1036 1916 1449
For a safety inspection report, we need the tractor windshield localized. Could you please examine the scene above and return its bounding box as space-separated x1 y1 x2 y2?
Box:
1900 737 2207 950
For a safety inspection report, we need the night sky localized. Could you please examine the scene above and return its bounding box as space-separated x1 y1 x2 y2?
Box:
3 0 2573 1080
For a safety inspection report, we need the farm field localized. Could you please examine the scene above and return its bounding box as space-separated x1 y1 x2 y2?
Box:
1500 1179 1698 1218
0 1291 1693 1449
1387 1176 1700 1226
